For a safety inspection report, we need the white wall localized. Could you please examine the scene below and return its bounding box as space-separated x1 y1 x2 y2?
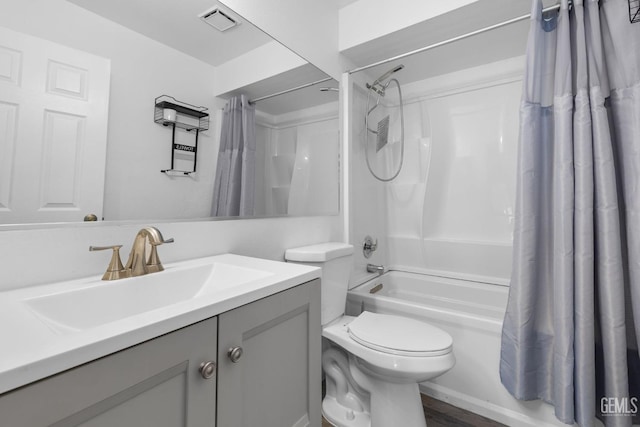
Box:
338 0 478 52
0 0 219 221
0 216 342 291
214 40 307 96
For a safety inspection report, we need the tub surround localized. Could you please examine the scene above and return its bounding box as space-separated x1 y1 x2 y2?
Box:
0 254 320 395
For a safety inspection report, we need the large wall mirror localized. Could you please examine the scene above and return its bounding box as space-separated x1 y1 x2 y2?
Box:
0 0 339 226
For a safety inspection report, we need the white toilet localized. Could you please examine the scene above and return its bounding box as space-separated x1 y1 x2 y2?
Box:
285 243 455 427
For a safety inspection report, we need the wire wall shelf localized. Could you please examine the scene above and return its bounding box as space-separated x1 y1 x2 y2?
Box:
630 0 640 23
154 95 209 131
154 95 209 176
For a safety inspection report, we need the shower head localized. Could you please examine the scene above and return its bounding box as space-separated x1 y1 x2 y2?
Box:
366 64 404 96
372 64 404 87
320 87 339 92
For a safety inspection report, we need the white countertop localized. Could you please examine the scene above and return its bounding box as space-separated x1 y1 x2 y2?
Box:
0 254 320 395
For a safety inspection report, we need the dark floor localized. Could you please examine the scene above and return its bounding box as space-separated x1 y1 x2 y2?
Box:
321 394 507 427
420 394 506 427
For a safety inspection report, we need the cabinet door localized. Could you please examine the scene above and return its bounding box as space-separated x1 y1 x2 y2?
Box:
0 317 217 427
217 279 321 427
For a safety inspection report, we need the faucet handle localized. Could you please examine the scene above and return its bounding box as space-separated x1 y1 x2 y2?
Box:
89 245 130 281
363 235 378 258
146 237 174 273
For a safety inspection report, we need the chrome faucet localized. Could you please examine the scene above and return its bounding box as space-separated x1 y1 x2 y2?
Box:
124 227 174 276
366 263 384 274
90 226 174 280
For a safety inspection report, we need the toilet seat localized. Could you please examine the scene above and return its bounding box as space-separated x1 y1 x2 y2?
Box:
323 314 455 384
347 312 452 357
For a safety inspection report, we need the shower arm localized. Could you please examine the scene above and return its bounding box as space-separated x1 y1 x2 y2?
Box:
366 65 405 96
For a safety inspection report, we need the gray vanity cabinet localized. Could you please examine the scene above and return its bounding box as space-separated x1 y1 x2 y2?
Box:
0 317 218 427
217 279 321 427
0 279 321 427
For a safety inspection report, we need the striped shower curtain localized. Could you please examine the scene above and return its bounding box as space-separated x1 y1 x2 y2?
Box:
500 1 640 426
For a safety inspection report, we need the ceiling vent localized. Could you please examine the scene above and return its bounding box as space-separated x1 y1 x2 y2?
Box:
199 7 240 32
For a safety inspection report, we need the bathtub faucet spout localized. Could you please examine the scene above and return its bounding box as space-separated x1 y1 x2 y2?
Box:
366 263 384 274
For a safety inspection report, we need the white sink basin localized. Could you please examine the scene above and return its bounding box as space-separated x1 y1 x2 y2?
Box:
24 260 273 332
0 253 320 396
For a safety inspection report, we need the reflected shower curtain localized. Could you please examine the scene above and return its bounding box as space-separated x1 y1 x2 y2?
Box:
500 0 640 426
211 95 256 217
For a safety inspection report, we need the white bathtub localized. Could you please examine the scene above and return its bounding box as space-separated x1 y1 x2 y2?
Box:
346 270 575 427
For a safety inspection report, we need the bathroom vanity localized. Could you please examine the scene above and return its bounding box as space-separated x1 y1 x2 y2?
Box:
0 254 321 427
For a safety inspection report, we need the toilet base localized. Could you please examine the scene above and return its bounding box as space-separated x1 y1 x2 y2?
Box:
365 380 426 427
322 355 428 427
322 395 370 427
322 381 426 427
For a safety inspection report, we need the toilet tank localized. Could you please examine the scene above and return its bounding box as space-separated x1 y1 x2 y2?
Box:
285 243 354 326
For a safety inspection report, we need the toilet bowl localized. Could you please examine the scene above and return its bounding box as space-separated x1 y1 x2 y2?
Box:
326 313 454 382
285 243 455 427
322 313 455 427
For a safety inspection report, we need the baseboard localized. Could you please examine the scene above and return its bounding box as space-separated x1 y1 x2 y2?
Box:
419 383 580 427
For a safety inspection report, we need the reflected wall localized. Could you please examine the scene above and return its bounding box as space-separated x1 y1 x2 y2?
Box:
253 103 339 217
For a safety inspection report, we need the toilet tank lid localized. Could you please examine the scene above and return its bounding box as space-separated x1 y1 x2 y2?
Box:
285 243 354 262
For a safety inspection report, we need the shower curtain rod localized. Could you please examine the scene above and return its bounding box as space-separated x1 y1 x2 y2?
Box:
348 2 566 75
249 76 334 104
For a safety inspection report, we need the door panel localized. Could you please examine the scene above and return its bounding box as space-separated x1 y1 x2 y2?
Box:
0 26 110 223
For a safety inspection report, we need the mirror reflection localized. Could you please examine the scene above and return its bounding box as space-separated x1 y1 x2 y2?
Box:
215 76 340 217
0 0 339 225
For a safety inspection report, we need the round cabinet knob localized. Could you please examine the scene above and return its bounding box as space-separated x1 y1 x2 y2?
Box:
228 346 243 363
199 361 216 379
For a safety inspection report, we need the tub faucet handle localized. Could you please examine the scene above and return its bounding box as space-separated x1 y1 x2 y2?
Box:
363 235 378 258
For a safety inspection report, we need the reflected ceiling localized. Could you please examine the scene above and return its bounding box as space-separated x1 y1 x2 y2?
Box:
68 0 339 116
68 0 272 66
218 64 338 116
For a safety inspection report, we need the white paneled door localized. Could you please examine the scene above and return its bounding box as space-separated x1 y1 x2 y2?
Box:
0 26 110 223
